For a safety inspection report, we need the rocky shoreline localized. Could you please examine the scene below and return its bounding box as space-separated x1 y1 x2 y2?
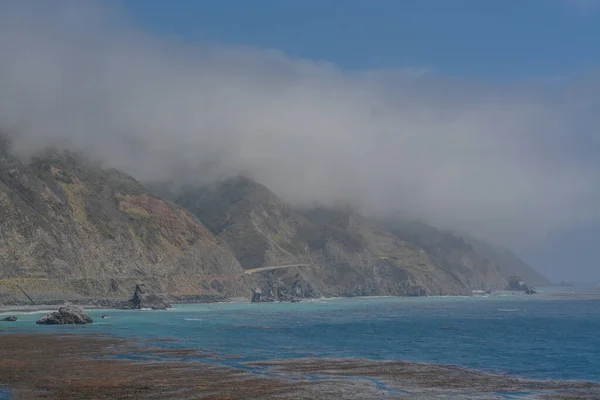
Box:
0 289 538 314
0 333 598 399
0 274 541 313
1 273 537 310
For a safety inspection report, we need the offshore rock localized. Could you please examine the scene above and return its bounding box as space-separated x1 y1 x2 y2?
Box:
36 306 93 325
1 316 17 322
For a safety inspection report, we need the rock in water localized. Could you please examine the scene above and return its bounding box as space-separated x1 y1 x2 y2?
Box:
130 284 171 310
1 316 18 322
36 306 93 325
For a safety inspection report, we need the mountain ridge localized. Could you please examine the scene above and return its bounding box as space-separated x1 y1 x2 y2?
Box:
459 233 550 286
0 148 248 305
173 176 508 298
0 147 543 305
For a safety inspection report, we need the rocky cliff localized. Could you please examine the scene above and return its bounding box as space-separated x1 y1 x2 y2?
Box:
174 177 508 298
1 146 523 304
0 149 246 304
459 233 550 286
386 221 509 292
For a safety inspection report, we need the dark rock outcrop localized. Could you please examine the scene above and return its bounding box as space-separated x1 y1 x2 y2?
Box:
129 284 171 310
508 276 526 290
36 306 93 324
1 316 17 321
251 288 262 303
252 271 322 303
275 277 321 302
508 276 536 294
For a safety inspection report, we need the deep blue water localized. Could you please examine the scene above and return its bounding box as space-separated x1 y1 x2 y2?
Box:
2 287 600 383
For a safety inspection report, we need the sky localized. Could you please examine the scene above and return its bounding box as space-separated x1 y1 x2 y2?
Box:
0 1 599 282
119 0 600 80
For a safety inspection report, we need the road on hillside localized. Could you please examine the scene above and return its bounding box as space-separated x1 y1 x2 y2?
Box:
242 264 312 275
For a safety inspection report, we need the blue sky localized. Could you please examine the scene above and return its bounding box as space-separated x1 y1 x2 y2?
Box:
1 1 598 282
120 0 600 80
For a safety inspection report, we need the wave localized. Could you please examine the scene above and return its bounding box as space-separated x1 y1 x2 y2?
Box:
0 309 55 316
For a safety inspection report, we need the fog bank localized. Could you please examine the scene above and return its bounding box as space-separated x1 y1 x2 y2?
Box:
1 1 599 249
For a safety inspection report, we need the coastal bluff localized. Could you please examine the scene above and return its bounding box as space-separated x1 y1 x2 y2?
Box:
0 147 549 304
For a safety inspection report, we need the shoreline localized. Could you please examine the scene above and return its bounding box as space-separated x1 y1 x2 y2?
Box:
1 332 599 399
0 304 112 315
0 289 546 313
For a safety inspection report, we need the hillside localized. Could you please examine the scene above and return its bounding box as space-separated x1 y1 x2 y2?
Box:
384 220 508 292
174 176 304 270
174 176 508 298
0 148 246 305
1 146 527 305
460 234 550 286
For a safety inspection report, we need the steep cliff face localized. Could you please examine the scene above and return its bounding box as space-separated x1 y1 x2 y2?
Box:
0 147 516 304
175 176 307 270
175 177 508 297
0 150 244 304
460 234 550 286
386 221 508 291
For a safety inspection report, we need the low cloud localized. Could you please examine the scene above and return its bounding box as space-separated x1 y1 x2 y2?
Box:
0 1 599 249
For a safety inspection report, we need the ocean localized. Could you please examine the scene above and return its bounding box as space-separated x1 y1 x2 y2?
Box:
2 287 600 391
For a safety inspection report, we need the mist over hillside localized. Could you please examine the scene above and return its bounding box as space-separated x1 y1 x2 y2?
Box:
0 1 599 283
1 147 525 304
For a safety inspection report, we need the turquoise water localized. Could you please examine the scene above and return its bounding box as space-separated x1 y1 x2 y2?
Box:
2 288 600 383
